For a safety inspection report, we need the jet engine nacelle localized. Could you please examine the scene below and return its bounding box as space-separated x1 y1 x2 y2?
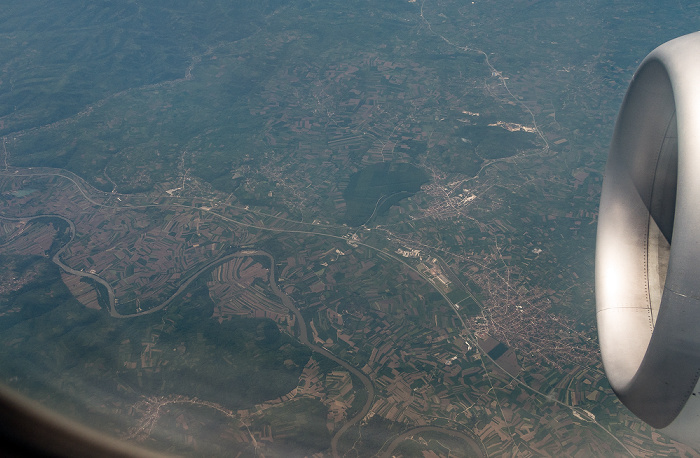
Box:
596 31 700 448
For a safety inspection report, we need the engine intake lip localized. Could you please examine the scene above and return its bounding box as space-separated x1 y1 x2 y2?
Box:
596 31 700 430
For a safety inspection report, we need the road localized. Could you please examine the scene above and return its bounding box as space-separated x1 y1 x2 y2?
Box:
0 169 633 456
378 426 485 458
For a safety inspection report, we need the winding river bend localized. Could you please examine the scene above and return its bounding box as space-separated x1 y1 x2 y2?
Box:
5 214 485 457
2 214 375 456
0 214 117 315
252 250 376 458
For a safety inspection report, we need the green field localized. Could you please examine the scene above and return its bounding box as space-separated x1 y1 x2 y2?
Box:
343 162 428 226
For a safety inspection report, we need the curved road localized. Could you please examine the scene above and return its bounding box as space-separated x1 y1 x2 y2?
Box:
0 219 375 458
378 426 485 458
1 170 635 456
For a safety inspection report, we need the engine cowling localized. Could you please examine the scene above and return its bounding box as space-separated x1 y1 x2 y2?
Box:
596 31 700 448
